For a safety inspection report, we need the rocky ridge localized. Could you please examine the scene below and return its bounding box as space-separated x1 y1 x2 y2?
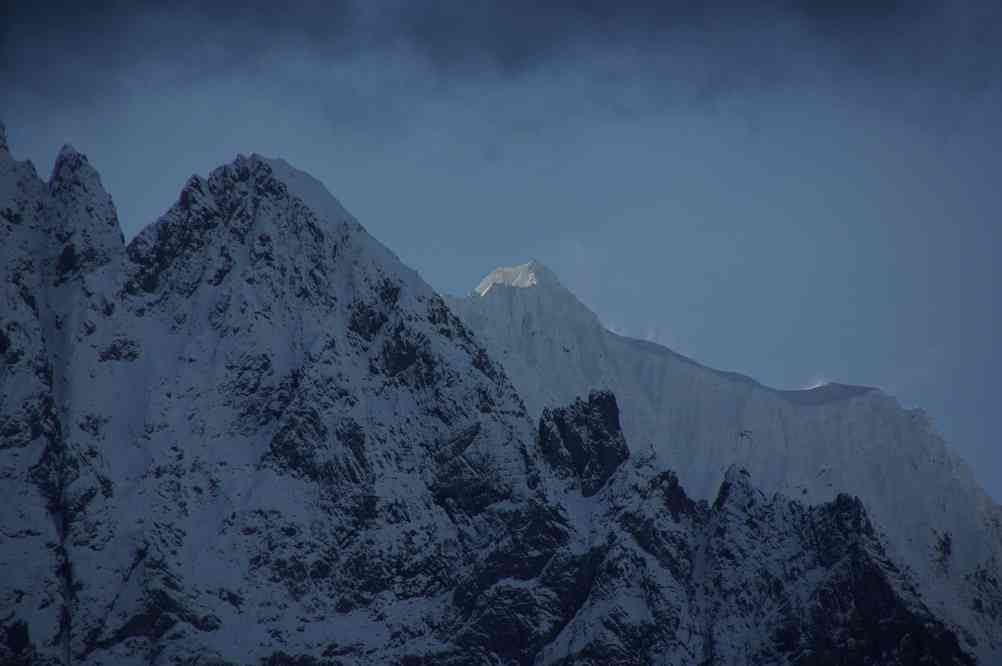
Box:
0 127 988 664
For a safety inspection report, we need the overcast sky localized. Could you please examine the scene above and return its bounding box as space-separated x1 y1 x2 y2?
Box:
4 1 1000 499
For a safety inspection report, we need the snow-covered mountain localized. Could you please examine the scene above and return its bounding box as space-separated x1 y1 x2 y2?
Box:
0 123 994 664
448 260 1002 661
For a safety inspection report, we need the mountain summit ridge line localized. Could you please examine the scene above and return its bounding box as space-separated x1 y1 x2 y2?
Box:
1 125 998 664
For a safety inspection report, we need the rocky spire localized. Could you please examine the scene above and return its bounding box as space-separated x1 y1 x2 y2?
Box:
46 145 125 284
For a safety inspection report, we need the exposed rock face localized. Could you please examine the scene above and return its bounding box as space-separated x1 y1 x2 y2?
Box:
448 261 1002 661
0 127 987 665
538 389 629 496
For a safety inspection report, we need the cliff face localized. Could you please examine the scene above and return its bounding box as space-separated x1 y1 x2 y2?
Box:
0 128 986 665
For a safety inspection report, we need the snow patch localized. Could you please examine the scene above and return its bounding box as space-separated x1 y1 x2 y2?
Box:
474 260 559 296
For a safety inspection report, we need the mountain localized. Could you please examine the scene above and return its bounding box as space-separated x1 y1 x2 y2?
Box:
448 260 1002 661
0 123 992 664
0 130 530 664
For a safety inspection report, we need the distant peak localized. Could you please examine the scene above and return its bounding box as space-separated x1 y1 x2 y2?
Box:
474 260 560 297
0 121 8 153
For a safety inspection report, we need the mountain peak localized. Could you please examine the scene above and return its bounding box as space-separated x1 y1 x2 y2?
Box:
474 259 560 297
49 144 112 201
0 121 8 153
454 258 603 331
56 143 80 160
44 143 124 270
259 155 354 227
51 144 94 181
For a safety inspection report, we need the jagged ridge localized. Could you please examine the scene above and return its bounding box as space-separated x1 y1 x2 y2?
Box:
0 126 987 665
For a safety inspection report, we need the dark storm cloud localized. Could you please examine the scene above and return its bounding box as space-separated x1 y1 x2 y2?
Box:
4 0 998 107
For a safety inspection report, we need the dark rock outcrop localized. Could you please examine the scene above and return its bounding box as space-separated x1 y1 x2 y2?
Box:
538 389 629 496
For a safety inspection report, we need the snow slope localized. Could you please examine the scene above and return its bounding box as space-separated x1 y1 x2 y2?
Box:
448 259 1002 661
